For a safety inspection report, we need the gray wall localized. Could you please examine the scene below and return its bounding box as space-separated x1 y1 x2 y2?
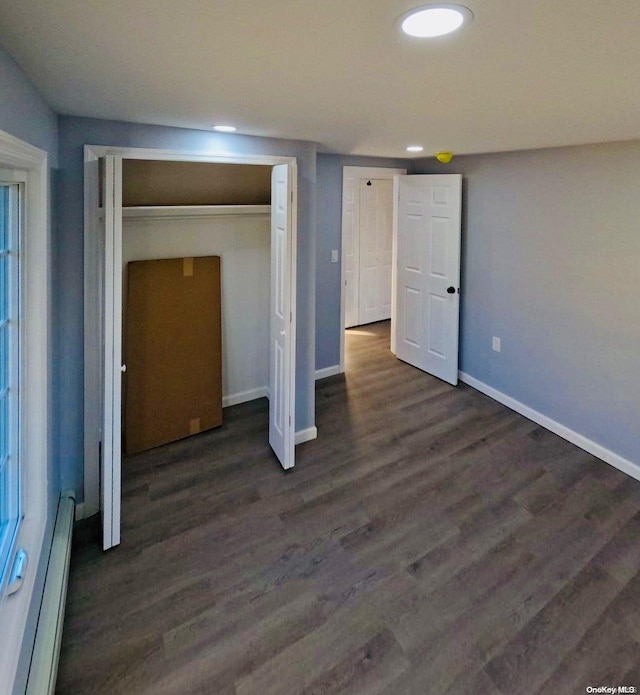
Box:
0 46 60 693
414 142 640 466
0 48 58 496
0 49 58 161
57 116 317 497
315 153 410 370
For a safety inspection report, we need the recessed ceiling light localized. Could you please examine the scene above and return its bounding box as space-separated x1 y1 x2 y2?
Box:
399 4 473 38
212 125 237 133
407 145 424 152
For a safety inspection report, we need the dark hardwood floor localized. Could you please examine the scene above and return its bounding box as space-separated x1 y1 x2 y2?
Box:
57 321 640 694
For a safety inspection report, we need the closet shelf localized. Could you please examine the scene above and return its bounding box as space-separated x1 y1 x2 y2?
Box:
121 205 271 220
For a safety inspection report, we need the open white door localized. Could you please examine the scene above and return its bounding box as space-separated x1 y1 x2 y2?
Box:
393 174 462 385
269 164 296 470
101 155 123 549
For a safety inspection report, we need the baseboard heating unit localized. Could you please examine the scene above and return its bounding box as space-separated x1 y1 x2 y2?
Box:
25 492 75 695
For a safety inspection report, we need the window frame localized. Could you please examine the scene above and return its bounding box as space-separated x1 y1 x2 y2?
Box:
0 129 49 690
0 176 24 597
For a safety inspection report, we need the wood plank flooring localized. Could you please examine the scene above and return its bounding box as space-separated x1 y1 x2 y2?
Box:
57 321 640 694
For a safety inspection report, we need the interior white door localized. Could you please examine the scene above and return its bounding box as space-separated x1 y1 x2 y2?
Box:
358 179 394 325
394 174 462 385
101 154 123 550
269 164 296 470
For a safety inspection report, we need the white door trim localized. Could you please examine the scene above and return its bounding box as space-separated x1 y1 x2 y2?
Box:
340 166 406 372
83 144 298 520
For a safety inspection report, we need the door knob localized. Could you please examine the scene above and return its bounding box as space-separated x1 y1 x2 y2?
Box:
447 286 456 294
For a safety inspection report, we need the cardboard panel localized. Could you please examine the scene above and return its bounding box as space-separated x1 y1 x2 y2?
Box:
124 256 222 455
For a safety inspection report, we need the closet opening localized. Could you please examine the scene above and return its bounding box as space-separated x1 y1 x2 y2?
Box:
120 159 273 455
84 147 298 549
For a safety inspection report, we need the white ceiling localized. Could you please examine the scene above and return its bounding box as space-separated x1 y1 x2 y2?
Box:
1 0 640 158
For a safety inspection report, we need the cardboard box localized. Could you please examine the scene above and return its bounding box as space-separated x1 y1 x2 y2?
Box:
124 256 222 455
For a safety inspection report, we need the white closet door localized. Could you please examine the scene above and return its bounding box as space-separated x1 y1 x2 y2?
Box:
101 154 123 550
269 164 296 470
394 174 462 385
358 179 394 325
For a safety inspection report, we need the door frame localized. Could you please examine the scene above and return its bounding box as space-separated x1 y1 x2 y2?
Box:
83 145 298 520
340 166 406 372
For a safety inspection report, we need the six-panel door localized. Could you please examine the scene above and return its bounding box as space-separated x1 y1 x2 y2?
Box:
394 174 462 386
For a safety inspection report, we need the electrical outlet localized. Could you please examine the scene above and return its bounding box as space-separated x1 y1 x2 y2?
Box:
492 337 501 352
331 249 339 263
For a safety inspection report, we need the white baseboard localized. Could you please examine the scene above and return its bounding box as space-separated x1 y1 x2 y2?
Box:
458 371 640 483
315 365 342 380
223 386 269 408
295 426 318 445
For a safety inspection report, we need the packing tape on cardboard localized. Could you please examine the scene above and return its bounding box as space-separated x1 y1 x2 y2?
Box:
183 257 194 277
189 418 201 435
